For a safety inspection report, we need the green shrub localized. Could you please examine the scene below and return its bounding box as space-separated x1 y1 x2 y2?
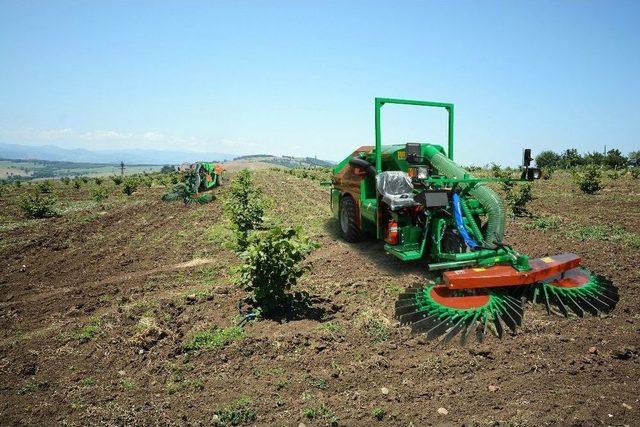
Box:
35 180 54 193
94 177 104 185
607 169 621 180
14 180 22 187
239 227 317 315
491 164 511 180
573 166 602 194
542 167 554 180
122 177 138 196
19 190 58 218
73 179 82 190
92 186 108 203
80 176 89 184
536 150 561 169
61 177 71 185
111 175 123 185
494 166 534 217
629 167 640 179
224 169 265 248
504 184 534 217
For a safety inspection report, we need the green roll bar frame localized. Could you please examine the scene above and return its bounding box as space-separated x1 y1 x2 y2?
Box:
374 97 455 173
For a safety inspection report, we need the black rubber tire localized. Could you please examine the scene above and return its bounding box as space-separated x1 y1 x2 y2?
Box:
339 195 362 243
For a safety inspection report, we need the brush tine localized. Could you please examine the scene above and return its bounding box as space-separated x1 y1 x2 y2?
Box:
399 310 431 325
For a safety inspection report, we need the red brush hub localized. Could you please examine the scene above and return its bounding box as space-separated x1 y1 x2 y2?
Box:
430 286 490 309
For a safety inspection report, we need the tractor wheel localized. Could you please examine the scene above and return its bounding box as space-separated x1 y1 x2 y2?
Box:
339 195 362 242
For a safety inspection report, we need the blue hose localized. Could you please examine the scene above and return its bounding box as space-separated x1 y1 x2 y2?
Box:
452 193 479 250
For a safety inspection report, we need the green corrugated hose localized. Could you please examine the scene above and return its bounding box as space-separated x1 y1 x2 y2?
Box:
423 145 505 248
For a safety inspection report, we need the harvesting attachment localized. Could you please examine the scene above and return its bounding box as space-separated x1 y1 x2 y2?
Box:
523 267 618 317
163 162 224 203
330 97 618 343
396 283 523 344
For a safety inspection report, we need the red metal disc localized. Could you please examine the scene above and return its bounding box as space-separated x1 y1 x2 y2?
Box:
545 268 591 289
429 286 490 309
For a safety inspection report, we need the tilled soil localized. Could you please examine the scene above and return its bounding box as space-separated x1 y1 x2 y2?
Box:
0 170 638 426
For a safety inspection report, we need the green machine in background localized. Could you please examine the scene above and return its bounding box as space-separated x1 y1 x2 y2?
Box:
163 162 224 204
330 98 617 343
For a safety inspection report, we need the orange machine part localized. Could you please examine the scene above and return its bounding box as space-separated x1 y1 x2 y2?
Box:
545 268 590 288
430 286 490 309
443 253 582 290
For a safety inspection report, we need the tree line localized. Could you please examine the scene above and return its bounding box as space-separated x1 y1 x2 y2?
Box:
536 149 639 169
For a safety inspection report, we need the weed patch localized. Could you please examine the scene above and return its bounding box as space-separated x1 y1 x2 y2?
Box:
198 265 221 284
251 367 284 377
524 215 562 231
119 378 135 390
164 375 204 394
307 376 327 389
184 326 244 351
79 377 96 387
372 407 386 421
207 221 235 247
213 396 257 426
302 404 337 425
318 321 341 336
358 312 391 344
16 379 49 395
563 224 640 248
69 318 103 342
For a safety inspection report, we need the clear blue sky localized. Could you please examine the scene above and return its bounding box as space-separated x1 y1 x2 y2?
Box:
1 0 638 165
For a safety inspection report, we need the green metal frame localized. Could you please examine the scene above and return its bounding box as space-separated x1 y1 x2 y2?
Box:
375 97 454 172
329 98 536 272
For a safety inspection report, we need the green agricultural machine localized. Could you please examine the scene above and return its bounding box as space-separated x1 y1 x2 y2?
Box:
330 98 618 343
163 162 224 203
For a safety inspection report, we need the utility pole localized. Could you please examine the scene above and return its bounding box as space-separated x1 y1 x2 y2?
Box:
120 161 125 176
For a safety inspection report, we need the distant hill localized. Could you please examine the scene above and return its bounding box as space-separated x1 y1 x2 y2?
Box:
0 142 235 165
0 158 163 180
233 154 335 168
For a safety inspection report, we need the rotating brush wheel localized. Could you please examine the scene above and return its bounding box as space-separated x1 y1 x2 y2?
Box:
525 267 618 317
395 283 523 344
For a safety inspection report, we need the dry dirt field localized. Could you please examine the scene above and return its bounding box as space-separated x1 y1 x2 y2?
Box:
1 168 639 425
